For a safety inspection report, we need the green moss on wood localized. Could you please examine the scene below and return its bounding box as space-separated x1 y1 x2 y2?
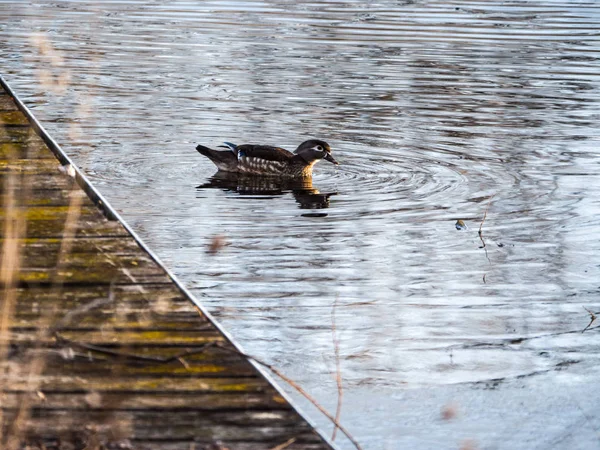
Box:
0 111 29 126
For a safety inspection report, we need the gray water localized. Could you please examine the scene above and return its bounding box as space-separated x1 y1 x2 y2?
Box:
2 1 600 448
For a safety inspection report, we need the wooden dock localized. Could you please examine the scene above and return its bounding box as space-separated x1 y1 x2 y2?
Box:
0 77 333 450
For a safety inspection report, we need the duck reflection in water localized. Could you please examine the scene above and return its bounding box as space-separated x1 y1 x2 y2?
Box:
196 171 337 210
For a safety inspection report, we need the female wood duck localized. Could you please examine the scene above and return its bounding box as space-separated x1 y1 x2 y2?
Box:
195 139 338 178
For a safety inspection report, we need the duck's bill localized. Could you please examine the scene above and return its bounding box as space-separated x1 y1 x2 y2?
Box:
324 153 339 165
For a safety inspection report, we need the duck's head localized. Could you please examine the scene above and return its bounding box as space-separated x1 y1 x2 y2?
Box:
295 140 338 166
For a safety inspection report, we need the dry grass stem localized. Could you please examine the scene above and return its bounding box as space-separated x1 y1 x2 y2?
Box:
460 439 479 450
0 140 27 447
207 234 226 254
0 153 22 357
5 29 98 443
441 403 458 421
331 297 343 441
5 185 83 450
269 437 297 450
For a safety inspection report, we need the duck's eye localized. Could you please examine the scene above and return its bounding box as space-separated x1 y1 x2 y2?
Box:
317 145 323 151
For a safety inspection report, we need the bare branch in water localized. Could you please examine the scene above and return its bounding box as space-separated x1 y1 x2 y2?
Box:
479 194 495 282
478 194 495 238
582 307 597 333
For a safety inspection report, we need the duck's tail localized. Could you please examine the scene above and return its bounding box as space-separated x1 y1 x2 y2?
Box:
196 144 238 172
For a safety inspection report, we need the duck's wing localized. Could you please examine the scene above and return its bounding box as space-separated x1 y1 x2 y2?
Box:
236 145 294 162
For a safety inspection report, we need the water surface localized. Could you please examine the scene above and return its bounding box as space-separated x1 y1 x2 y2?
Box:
2 1 600 448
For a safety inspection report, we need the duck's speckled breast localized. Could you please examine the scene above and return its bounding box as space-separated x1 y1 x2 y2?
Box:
237 156 288 175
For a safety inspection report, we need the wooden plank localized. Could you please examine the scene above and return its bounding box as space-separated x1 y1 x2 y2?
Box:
19 249 157 268
0 141 55 159
11 284 202 326
16 351 259 378
3 409 317 438
128 443 326 450
2 376 268 393
0 172 77 189
0 158 66 174
0 110 30 126
9 441 324 450
10 303 211 328
9 329 224 345
0 188 89 207
14 269 170 285
10 293 207 326
9 343 245 364
2 236 143 254
9 314 210 329
1 392 291 410
0 126 39 143
0 205 111 220
0 213 131 238
0 94 19 111
11 249 172 285
12 283 199 312
47 359 255 378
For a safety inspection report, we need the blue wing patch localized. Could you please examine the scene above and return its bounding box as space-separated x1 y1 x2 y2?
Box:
218 142 238 154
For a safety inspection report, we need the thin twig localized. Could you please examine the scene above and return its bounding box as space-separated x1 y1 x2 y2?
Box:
54 332 217 364
582 307 597 333
331 297 343 441
450 323 600 352
7 186 85 449
216 342 363 450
